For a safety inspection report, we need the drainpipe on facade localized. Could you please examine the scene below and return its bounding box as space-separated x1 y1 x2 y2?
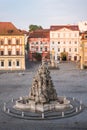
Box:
80 42 84 69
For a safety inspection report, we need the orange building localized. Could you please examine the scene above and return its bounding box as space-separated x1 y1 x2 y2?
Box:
0 22 25 70
28 29 50 61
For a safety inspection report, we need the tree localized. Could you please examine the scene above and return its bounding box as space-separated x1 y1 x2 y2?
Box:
33 52 42 61
61 52 68 61
29 24 43 32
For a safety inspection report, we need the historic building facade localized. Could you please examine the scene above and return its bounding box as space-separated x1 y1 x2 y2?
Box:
80 31 87 69
0 22 25 70
28 29 50 61
50 25 80 61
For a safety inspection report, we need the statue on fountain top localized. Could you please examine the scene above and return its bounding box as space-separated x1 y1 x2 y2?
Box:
29 62 58 104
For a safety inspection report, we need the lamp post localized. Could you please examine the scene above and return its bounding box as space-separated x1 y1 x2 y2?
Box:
51 49 55 67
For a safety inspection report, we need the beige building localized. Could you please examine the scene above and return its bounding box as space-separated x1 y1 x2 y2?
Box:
80 31 87 69
50 25 80 61
0 22 25 70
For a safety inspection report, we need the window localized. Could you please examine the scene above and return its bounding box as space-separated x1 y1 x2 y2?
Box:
0 51 4 55
58 42 60 44
74 34 77 37
69 41 71 44
16 60 20 66
0 40 4 45
1 61 4 67
52 41 54 44
45 47 47 51
63 48 66 52
57 56 60 60
74 48 77 52
36 42 38 44
75 41 77 44
8 61 12 67
40 41 42 44
8 51 11 55
36 47 38 51
16 39 20 45
40 47 42 51
16 51 20 55
58 48 60 52
8 39 11 45
69 48 71 52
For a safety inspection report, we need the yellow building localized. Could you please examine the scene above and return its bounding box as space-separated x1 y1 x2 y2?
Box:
0 22 25 70
80 31 87 69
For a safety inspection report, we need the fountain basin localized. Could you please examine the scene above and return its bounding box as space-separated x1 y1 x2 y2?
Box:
14 96 72 112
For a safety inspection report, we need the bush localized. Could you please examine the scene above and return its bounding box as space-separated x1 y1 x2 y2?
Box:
83 65 87 69
33 52 42 61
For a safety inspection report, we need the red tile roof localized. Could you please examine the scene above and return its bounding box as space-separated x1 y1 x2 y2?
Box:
50 25 79 31
29 29 50 38
0 22 23 35
20 30 29 35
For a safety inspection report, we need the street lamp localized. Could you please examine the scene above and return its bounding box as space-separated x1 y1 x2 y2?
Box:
51 49 55 67
80 41 84 69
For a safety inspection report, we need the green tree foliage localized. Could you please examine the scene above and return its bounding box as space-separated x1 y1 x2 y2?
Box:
29 24 43 32
61 52 68 61
33 52 42 61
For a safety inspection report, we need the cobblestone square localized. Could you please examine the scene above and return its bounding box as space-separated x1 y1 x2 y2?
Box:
0 62 87 130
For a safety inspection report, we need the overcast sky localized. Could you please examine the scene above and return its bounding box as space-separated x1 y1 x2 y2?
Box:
0 0 87 30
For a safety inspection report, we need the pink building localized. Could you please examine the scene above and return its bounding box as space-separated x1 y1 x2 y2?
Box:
28 29 50 61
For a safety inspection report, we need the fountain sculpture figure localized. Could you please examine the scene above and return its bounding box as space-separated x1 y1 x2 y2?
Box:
29 61 57 104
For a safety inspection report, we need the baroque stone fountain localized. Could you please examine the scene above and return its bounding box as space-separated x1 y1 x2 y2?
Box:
14 61 71 112
3 61 83 120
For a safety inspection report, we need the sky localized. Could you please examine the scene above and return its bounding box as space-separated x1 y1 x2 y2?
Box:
0 0 87 31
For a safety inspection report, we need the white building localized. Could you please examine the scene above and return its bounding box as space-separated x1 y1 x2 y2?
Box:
50 25 80 61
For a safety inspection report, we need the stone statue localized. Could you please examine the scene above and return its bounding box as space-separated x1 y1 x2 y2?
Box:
29 61 58 104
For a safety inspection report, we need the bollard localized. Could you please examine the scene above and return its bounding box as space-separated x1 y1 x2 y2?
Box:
3 102 6 112
73 97 75 101
64 96 66 100
76 107 78 113
11 98 14 102
42 112 44 119
20 97 22 100
79 105 82 110
22 112 24 117
62 112 64 117
7 108 10 113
